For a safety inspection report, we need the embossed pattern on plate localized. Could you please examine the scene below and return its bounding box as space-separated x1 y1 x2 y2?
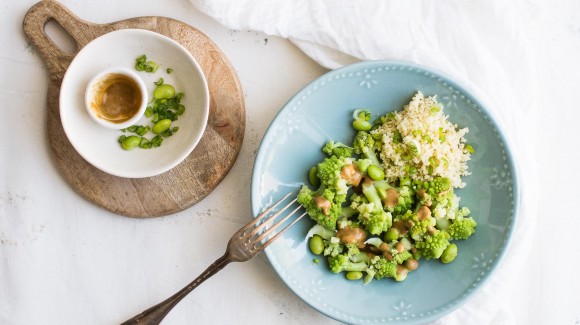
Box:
251 61 518 324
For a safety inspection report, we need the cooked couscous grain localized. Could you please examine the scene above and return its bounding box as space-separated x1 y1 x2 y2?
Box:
373 92 470 188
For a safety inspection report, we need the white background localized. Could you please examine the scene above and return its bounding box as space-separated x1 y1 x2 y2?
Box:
1 0 579 324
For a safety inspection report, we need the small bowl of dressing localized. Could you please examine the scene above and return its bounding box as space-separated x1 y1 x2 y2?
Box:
85 67 147 129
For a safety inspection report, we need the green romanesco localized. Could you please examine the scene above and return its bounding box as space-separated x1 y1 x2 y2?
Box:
369 255 397 279
354 158 373 174
297 185 345 230
400 209 436 241
317 155 351 195
373 180 415 216
328 253 368 274
415 230 451 260
353 131 381 167
322 141 354 159
448 217 477 240
392 250 413 265
323 237 344 257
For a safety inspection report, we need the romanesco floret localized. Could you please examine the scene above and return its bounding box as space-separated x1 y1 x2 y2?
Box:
368 255 397 280
359 209 392 236
328 253 368 274
448 217 477 240
392 250 413 265
322 141 354 159
400 209 436 241
424 177 452 196
415 231 451 259
433 194 461 220
297 185 345 230
373 180 415 216
393 185 415 215
317 155 350 195
354 158 373 174
353 131 381 166
323 237 344 257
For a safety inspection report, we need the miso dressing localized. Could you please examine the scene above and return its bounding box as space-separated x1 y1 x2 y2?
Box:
90 73 142 123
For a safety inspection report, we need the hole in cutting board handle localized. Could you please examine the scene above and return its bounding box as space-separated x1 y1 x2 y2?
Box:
44 19 78 56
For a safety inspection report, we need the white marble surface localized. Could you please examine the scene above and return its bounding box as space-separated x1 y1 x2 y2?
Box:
1 0 578 324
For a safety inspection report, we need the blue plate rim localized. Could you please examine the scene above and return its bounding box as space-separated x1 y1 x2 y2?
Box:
250 59 520 324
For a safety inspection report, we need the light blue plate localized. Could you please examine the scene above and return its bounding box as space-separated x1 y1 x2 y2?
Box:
250 61 519 324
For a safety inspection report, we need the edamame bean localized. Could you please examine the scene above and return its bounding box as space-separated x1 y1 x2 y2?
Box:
309 166 320 187
152 119 172 134
346 271 363 280
440 243 458 264
309 235 324 255
352 119 372 131
121 135 141 150
153 84 175 99
367 165 385 181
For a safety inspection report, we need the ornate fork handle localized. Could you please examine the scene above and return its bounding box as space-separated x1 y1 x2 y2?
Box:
121 254 232 325
120 193 305 325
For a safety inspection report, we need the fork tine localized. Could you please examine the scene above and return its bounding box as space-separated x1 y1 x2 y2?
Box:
250 204 302 244
253 211 307 251
239 192 293 234
243 197 298 240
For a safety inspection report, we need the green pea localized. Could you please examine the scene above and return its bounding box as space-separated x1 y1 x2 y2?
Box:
152 119 172 134
309 166 320 187
309 235 324 255
153 84 176 99
440 243 458 264
367 165 385 181
121 135 141 150
384 227 399 242
346 271 363 280
352 119 372 131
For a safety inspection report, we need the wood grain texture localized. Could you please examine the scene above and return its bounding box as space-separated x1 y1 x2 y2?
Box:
22 0 245 217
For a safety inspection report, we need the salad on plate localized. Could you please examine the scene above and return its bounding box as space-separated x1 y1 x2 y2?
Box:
298 91 477 283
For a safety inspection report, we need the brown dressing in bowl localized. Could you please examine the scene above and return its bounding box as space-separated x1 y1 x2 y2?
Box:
90 73 142 123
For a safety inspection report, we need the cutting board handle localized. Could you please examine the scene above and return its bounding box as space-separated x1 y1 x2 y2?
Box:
22 0 107 79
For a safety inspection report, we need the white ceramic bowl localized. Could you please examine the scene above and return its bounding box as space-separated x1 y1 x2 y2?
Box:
60 29 210 178
84 67 148 129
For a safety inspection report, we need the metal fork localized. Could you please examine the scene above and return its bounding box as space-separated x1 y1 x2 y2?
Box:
121 193 306 325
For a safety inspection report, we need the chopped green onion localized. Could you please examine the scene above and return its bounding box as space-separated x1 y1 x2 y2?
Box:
144 61 158 73
154 78 164 86
439 127 446 142
407 140 420 157
352 109 372 131
393 131 402 144
465 144 475 154
166 68 174 74
134 55 158 73
429 156 439 167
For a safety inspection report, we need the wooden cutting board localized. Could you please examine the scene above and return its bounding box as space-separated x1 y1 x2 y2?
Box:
22 0 245 217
